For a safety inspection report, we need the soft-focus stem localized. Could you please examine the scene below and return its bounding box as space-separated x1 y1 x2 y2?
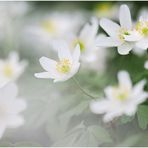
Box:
72 77 97 99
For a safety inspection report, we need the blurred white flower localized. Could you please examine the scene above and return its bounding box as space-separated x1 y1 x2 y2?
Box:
135 16 148 50
0 2 28 40
0 83 26 138
90 71 148 122
93 2 118 20
97 4 141 55
0 52 27 87
35 42 80 82
53 18 108 71
25 13 84 50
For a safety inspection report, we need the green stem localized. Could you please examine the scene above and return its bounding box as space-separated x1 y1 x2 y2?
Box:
72 77 97 99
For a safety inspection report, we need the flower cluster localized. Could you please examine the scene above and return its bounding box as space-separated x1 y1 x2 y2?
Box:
0 52 27 139
97 5 148 55
35 4 148 123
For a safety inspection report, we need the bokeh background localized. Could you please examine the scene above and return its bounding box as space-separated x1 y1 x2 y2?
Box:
0 1 148 147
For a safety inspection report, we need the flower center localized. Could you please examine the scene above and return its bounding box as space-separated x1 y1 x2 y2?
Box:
72 39 85 52
56 59 71 74
3 64 13 77
41 20 57 34
112 86 130 101
118 28 130 41
136 21 148 37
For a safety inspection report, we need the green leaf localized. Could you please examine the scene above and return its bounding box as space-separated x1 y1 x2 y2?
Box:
137 105 148 129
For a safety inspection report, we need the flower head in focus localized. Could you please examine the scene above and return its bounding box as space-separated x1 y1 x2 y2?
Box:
97 4 141 55
35 42 80 82
90 71 148 122
0 83 26 138
53 18 107 71
0 52 27 87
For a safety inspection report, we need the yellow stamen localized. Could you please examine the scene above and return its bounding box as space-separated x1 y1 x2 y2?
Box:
136 21 148 37
118 28 130 41
56 59 71 73
3 64 13 77
41 20 56 34
112 86 129 101
72 39 85 52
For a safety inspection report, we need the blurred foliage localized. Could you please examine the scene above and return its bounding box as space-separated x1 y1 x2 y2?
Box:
0 1 147 147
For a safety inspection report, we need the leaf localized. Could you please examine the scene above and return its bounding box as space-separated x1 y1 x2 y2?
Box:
137 105 148 129
88 125 112 143
52 123 112 147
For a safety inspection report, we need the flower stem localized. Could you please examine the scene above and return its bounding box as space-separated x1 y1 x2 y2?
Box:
72 77 97 99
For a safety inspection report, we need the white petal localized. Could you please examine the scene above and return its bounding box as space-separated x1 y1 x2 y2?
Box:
132 80 146 95
132 80 148 104
7 115 24 128
117 42 133 55
100 18 120 38
104 86 114 100
0 83 18 100
144 61 148 69
124 30 142 42
133 92 148 105
90 100 110 114
39 57 57 72
119 5 132 29
58 42 72 61
118 70 132 89
80 17 98 40
0 123 6 139
96 36 121 47
124 104 137 116
9 51 19 63
136 38 148 50
11 99 27 113
73 44 80 62
103 110 123 122
35 72 51 79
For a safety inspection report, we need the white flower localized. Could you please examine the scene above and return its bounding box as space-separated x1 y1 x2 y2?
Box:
97 4 141 55
0 2 29 44
0 83 26 138
0 52 27 87
25 12 84 51
35 42 80 82
90 71 148 122
93 2 118 20
135 16 148 50
53 18 107 71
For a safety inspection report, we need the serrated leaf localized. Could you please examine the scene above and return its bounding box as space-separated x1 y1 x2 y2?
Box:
137 105 148 129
